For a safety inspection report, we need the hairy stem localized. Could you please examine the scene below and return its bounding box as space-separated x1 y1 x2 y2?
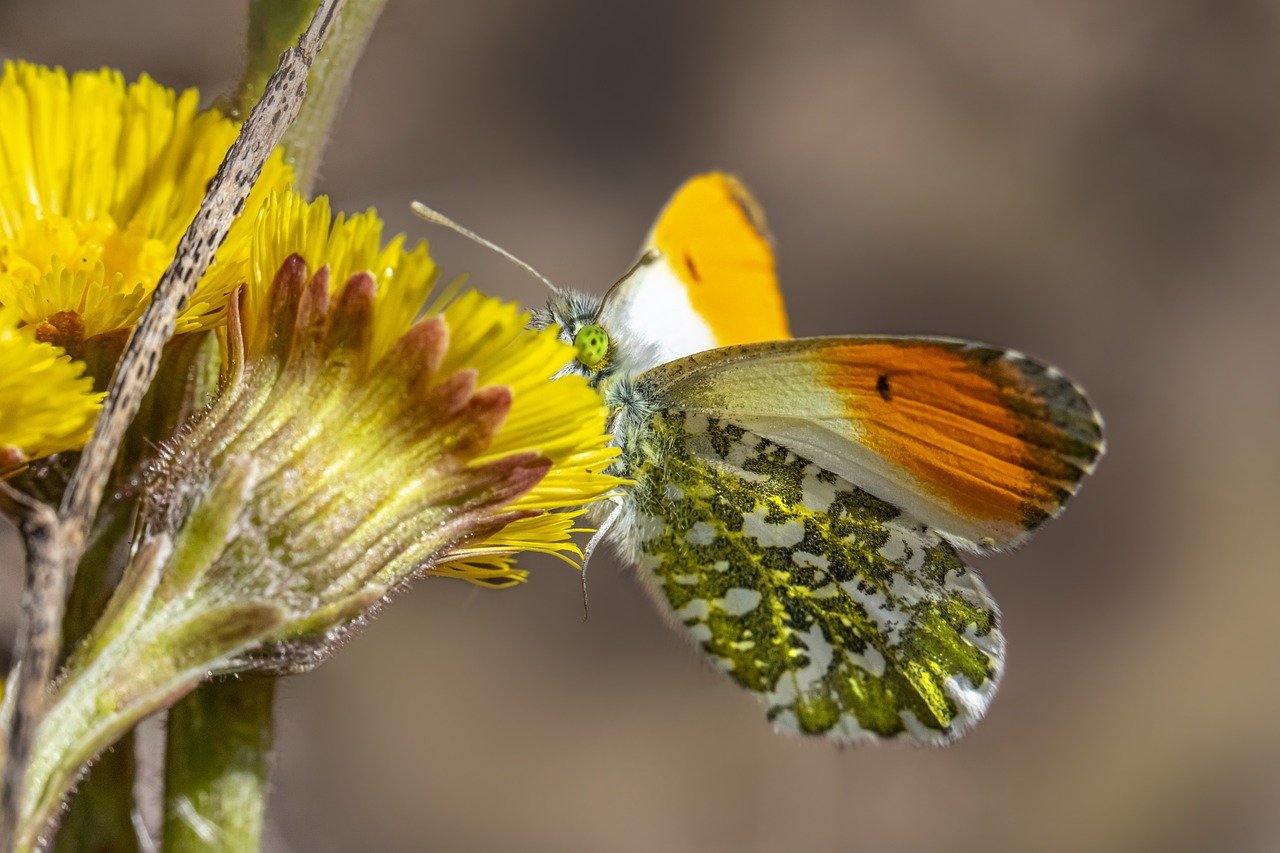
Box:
163 677 276 852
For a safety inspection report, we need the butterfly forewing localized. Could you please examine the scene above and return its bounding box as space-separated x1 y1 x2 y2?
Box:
617 408 1004 743
604 173 791 370
637 337 1104 551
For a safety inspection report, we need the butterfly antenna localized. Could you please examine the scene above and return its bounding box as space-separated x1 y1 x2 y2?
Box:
579 498 623 621
411 201 560 294
593 248 661 322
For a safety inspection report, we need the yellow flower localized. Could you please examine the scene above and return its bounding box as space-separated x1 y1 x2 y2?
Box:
210 189 438 365
19 197 622 839
203 189 619 586
0 61 293 347
0 304 102 467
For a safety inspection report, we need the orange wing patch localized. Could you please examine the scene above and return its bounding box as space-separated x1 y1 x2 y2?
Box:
821 341 1100 538
647 173 790 346
637 336 1102 549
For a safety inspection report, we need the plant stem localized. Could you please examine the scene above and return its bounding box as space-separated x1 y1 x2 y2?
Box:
235 0 319 117
239 0 388 194
53 741 139 853
54 494 141 853
162 677 276 852
285 0 387 195
0 484 61 851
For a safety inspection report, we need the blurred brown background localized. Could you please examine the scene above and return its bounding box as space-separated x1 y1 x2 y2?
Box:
2 1 1279 850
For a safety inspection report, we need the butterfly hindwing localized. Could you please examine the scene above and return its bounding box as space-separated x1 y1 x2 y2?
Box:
615 407 1004 743
636 336 1104 551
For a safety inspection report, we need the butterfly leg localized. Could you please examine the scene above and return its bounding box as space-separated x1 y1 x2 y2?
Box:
580 495 624 621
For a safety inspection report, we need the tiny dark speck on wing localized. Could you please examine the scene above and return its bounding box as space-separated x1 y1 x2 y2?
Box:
876 374 892 401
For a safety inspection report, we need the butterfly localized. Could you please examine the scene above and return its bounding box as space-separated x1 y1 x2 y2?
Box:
424 173 1104 744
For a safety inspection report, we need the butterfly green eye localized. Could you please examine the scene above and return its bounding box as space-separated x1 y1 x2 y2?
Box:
574 323 610 369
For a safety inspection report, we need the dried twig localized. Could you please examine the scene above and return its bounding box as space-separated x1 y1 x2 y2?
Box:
0 482 59 845
0 1 345 847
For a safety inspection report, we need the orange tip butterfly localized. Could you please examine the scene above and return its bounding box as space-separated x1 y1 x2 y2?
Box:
418 173 1104 744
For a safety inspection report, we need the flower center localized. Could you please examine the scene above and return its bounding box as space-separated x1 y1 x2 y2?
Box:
0 214 173 338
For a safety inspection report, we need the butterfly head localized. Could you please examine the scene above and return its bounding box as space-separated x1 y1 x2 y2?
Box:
573 323 610 370
533 289 619 387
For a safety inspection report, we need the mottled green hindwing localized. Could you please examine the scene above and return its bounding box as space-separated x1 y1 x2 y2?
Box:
616 409 1004 743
